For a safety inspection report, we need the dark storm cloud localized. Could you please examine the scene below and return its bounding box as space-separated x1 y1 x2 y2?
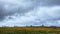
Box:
0 3 17 20
0 0 40 21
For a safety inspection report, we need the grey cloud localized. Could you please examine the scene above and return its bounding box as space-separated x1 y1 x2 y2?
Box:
0 0 60 20
40 0 60 6
0 0 40 21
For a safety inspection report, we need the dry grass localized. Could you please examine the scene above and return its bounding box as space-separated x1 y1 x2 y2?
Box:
0 27 60 31
0 26 60 34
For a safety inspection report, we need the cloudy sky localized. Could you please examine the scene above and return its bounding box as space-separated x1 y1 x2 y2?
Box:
0 0 60 26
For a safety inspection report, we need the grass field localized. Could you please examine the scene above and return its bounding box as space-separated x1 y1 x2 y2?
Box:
0 26 60 34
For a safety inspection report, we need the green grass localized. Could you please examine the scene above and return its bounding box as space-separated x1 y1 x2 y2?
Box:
0 27 60 34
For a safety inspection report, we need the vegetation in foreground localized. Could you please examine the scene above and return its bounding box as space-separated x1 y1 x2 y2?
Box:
0 26 60 34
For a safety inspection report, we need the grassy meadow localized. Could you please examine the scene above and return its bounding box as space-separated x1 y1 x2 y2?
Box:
0 26 60 34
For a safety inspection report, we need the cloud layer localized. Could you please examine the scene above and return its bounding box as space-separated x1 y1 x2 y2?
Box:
0 0 60 26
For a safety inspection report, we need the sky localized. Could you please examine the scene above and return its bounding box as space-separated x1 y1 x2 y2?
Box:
0 0 60 26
